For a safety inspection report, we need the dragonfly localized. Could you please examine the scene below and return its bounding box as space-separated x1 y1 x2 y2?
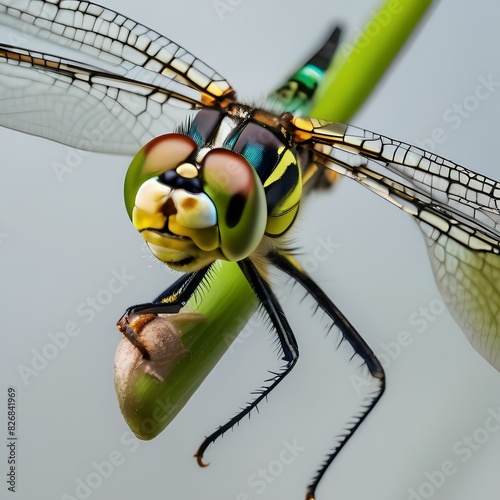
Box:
0 1 499 499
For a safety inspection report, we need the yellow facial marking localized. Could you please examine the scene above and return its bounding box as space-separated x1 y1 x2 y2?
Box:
181 198 198 210
168 217 219 252
176 163 198 179
132 207 167 231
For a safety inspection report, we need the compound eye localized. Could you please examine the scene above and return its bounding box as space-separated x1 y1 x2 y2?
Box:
202 149 267 261
124 134 197 218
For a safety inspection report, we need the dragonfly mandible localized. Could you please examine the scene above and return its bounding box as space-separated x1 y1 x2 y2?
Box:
0 0 500 500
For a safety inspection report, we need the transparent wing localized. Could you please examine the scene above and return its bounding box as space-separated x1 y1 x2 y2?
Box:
0 0 234 154
292 117 500 370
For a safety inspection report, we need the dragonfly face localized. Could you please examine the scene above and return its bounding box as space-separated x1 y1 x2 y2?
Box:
125 106 302 271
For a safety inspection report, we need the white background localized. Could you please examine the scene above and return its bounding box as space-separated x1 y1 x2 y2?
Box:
1 1 500 499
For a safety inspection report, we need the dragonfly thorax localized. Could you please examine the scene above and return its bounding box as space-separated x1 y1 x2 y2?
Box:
124 107 302 271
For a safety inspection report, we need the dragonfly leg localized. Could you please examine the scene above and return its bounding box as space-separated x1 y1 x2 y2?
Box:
194 257 300 466
116 265 212 358
270 250 385 500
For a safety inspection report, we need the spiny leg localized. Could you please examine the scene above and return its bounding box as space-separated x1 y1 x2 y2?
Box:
194 257 299 465
270 250 385 500
117 265 212 358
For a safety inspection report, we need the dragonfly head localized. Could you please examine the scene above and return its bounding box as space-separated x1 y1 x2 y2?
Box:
124 134 267 271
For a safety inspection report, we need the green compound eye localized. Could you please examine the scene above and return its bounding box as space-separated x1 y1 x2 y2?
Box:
202 149 267 262
124 134 197 219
